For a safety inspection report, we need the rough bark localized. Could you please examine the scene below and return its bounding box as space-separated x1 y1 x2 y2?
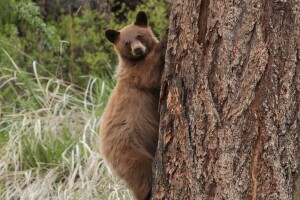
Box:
153 0 300 200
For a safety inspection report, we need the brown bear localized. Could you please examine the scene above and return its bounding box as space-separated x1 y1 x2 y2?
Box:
99 11 167 200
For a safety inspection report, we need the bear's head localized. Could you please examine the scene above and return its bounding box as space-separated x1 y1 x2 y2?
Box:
105 11 158 61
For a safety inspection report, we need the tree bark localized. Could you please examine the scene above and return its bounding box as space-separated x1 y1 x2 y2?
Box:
153 0 300 200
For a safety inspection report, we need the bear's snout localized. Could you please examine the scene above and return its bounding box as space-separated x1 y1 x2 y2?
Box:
131 43 146 58
134 47 143 55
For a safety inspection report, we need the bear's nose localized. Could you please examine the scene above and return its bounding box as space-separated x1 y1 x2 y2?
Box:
134 47 142 55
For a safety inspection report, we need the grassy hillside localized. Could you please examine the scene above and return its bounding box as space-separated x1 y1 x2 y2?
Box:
0 55 131 199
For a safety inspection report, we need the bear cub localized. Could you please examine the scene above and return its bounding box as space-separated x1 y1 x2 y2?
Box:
99 11 167 200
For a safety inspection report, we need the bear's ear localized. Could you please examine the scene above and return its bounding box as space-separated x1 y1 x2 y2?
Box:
105 29 120 43
134 11 148 27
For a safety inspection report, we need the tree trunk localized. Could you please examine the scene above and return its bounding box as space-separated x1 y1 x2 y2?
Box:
153 0 300 200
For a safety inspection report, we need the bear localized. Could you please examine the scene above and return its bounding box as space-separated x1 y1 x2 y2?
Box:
99 11 167 200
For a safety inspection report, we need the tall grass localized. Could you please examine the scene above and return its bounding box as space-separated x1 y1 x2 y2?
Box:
0 50 131 199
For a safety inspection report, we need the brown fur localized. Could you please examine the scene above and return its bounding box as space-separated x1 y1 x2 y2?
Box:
99 11 167 200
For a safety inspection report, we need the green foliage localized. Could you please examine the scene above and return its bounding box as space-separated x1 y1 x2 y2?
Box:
0 0 60 71
56 7 115 84
21 128 80 170
16 1 60 58
0 0 171 86
125 0 171 39
0 131 8 148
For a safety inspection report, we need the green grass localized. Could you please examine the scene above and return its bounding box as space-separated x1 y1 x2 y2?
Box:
0 49 130 199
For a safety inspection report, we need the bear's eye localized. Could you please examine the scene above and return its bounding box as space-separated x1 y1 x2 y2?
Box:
125 41 130 47
136 35 143 40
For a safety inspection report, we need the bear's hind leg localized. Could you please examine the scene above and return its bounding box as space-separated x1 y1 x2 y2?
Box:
117 151 153 200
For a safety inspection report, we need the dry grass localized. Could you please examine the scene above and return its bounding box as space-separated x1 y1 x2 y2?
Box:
0 57 131 199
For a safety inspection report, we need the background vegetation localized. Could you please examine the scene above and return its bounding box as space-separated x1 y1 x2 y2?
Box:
0 0 170 199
